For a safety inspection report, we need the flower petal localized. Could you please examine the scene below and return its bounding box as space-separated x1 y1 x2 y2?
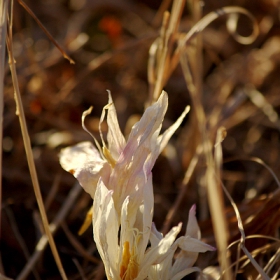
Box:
150 222 163 248
171 250 199 276
176 236 216 253
158 104 190 155
143 92 190 173
171 235 215 277
186 204 200 239
101 93 126 161
109 92 168 211
59 141 111 198
136 223 182 280
93 180 119 279
138 173 154 261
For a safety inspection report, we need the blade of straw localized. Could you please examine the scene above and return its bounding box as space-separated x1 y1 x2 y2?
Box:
17 0 74 64
6 1 67 279
180 51 233 279
148 0 186 105
0 0 7 242
17 183 82 280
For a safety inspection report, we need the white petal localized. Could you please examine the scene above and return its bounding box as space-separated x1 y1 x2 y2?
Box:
171 250 198 275
107 94 126 157
144 93 190 172
125 91 168 155
119 196 138 255
150 223 163 248
158 104 190 154
176 236 216 253
60 142 101 172
186 204 200 239
101 93 126 161
59 142 111 198
147 264 162 280
171 206 207 275
93 181 119 279
136 224 182 280
109 92 168 209
138 174 154 260
152 253 173 279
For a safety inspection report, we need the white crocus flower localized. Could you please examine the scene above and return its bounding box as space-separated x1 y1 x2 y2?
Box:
60 91 215 280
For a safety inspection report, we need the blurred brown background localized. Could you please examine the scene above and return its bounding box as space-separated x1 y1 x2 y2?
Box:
2 0 280 279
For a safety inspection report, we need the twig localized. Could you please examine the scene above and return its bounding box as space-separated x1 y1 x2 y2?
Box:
220 181 270 279
72 259 87 280
148 0 186 105
4 207 41 280
17 0 74 64
6 1 68 279
44 173 61 211
170 6 259 76
180 50 233 279
152 0 173 27
17 183 82 280
0 0 8 242
61 222 99 264
161 145 201 235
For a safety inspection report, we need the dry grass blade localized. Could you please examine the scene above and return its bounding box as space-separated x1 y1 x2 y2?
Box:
17 183 82 280
224 156 280 191
4 207 41 280
176 7 259 278
152 0 173 27
180 51 232 279
61 222 99 264
3 0 280 278
6 2 67 279
161 145 201 235
216 140 270 278
148 0 186 105
221 182 270 279
72 259 87 280
245 85 280 129
210 128 232 280
0 0 7 242
259 247 280 279
227 235 280 278
17 0 74 64
220 156 280 278
172 6 259 74
189 0 203 99
0 274 13 280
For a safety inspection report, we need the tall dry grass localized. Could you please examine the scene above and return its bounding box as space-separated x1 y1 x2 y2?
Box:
1 0 280 279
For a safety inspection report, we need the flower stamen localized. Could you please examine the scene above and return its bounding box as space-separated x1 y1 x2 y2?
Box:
120 241 139 280
103 146 116 167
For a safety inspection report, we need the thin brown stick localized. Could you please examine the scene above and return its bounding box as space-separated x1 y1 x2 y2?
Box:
61 222 100 264
161 145 201 235
220 180 270 279
170 6 259 77
44 173 61 211
87 261 105 280
214 127 232 279
6 1 68 278
227 236 279 278
5 207 41 280
0 0 8 243
17 183 82 280
180 51 233 279
17 0 74 64
152 0 173 27
148 0 186 105
72 259 87 280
